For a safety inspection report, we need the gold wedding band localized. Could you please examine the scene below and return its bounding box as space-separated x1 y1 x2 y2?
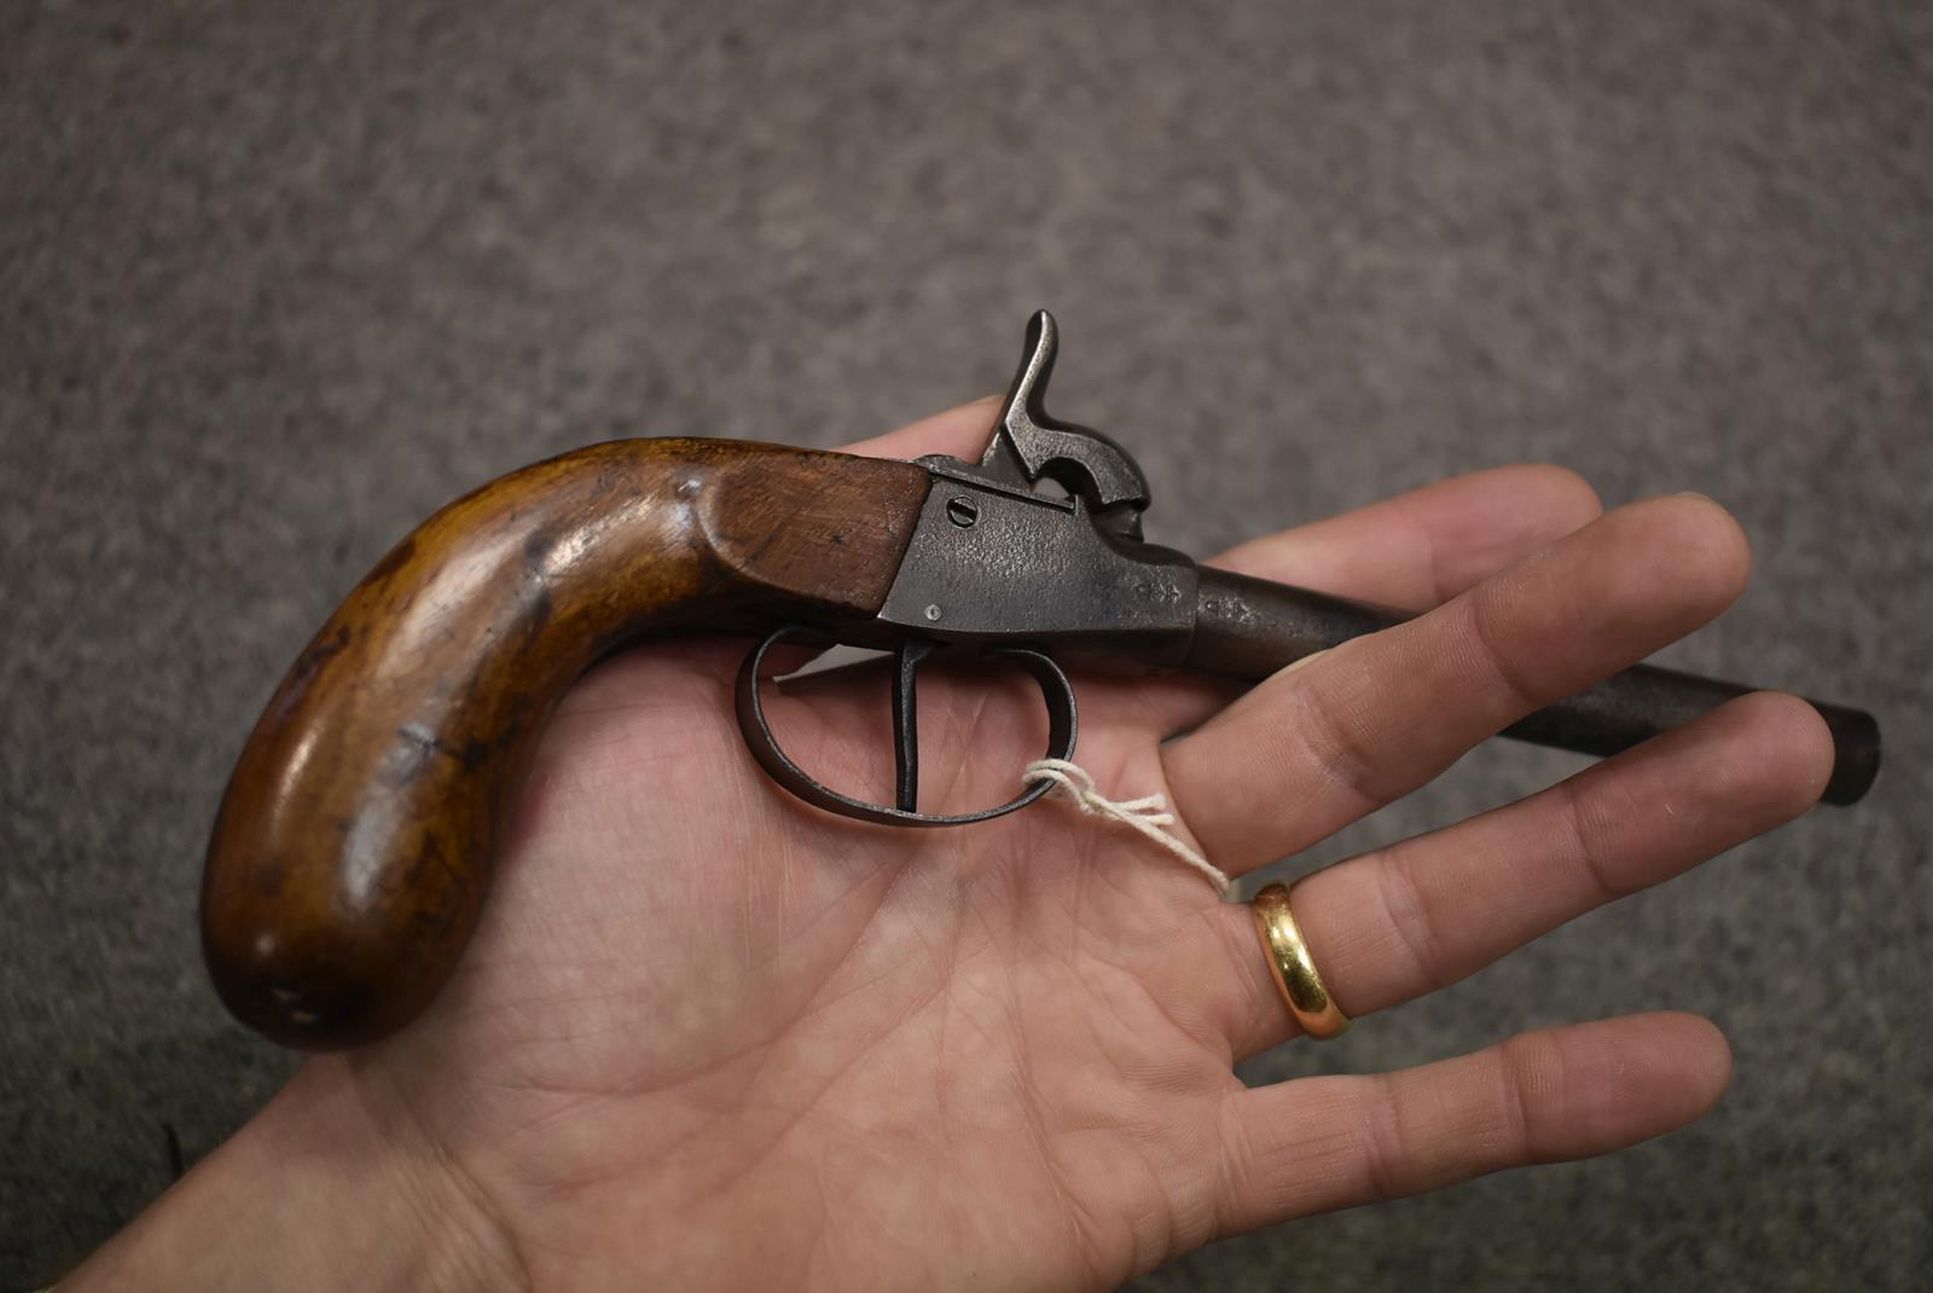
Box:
1250 883 1350 1039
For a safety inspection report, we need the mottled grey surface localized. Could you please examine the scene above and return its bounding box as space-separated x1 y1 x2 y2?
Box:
3 0 1929 1287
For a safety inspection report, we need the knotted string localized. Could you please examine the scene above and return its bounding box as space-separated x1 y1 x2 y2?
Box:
1023 758 1233 897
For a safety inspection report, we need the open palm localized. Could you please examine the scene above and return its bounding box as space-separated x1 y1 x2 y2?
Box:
113 403 1834 1292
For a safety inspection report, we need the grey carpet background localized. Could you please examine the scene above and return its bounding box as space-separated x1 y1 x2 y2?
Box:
3 1 1928 1287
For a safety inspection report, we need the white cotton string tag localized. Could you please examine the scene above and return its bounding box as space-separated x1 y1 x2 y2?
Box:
1023 758 1233 898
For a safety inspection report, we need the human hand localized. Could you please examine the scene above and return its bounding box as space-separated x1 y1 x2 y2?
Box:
71 401 1834 1291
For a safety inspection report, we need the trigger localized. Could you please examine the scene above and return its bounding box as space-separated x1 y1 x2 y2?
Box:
733 625 1080 828
892 639 935 812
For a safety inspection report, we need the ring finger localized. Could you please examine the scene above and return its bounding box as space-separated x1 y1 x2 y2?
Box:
1205 699 1833 1057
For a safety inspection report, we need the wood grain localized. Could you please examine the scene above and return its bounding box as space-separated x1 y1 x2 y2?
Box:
202 438 930 1049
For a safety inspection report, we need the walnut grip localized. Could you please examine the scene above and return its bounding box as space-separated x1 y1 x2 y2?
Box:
202 439 931 1050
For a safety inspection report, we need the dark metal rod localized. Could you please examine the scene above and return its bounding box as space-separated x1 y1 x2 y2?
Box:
1184 567 1880 805
891 640 930 813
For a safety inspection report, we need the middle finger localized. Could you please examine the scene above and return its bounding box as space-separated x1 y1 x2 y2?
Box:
1161 493 1753 875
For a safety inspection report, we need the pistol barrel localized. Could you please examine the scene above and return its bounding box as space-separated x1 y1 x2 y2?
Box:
1184 567 1880 806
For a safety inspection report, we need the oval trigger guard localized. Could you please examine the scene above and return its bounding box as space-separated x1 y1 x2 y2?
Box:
733 624 1078 827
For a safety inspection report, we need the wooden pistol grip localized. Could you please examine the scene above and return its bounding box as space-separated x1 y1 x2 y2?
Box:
202 438 931 1049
